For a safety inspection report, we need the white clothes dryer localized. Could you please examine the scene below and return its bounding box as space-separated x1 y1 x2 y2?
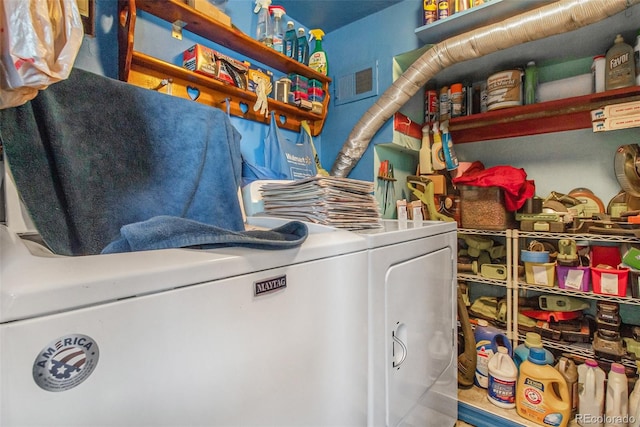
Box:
359 220 458 427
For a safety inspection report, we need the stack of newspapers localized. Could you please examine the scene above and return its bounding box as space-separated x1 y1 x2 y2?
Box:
259 176 382 230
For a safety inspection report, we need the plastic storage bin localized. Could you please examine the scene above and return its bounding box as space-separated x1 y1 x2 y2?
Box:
591 265 629 296
556 265 591 292
459 185 516 230
525 262 556 286
591 243 621 268
622 247 640 270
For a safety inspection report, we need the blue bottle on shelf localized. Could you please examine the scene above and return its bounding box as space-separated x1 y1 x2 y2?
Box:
474 319 513 389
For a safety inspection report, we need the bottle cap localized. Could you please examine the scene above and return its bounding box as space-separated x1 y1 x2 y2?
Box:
527 347 547 364
524 332 543 348
593 55 605 60
611 362 625 374
269 5 285 16
585 359 598 368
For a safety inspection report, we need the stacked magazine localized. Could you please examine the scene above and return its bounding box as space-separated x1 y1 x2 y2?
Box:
259 176 382 230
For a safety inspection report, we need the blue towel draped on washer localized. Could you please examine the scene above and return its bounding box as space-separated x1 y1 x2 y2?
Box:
0 68 307 255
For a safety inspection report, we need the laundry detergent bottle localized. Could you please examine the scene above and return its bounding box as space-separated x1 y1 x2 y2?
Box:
474 319 512 388
577 359 605 427
516 347 571 427
514 332 554 371
605 363 629 427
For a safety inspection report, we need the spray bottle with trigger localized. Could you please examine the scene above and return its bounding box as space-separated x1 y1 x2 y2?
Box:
269 5 286 54
440 120 459 171
430 122 446 171
254 0 273 48
308 29 328 76
419 125 434 175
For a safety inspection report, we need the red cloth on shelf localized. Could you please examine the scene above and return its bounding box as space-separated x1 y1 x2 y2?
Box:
452 162 535 211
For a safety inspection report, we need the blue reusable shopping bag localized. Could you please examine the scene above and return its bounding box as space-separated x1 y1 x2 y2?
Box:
264 112 317 180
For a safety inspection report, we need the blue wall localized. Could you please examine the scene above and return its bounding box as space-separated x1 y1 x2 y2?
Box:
320 0 423 181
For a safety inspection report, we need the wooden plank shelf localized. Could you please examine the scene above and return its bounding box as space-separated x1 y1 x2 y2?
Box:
118 0 330 135
449 86 640 144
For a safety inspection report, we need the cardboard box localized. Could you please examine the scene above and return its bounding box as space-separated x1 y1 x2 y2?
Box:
185 0 232 27
420 174 446 195
593 113 640 132
591 100 640 121
247 68 273 94
182 44 249 89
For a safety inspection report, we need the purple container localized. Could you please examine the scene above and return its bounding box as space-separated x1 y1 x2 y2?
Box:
556 265 590 291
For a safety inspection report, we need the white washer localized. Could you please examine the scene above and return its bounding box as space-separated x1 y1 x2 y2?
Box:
0 218 369 426
359 220 458 427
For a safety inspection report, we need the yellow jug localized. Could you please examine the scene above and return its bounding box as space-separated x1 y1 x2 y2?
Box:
516 348 570 427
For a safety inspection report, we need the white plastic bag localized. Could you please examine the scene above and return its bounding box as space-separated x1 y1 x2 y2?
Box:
0 0 83 109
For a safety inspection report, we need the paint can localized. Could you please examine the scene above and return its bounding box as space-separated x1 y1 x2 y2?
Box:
486 69 524 111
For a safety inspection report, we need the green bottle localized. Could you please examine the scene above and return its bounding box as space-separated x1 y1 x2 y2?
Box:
308 29 328 76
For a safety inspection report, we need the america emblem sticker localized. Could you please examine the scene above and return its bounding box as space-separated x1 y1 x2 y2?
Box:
32 334 100 392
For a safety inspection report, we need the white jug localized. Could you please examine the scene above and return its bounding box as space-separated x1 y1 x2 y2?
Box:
577 359 605 427
605 363 628 427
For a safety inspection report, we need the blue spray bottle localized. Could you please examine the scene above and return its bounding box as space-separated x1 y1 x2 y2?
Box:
440 120 458 171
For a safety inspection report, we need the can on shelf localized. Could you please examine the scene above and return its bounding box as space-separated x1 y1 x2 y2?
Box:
423 0 438 25
592 55 605 93
424 89 439 124
450 83 463 118
439 86 450 121
437 0 451 20
486 69 524 111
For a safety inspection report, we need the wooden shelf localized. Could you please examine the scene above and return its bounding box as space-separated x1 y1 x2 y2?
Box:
127 51 324 132
449 86 640 144
118 0 330 135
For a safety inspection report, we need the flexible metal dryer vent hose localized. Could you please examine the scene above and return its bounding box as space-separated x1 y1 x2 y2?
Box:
330 0 640 177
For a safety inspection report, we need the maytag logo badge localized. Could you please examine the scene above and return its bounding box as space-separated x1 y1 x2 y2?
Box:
255 275 287 296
